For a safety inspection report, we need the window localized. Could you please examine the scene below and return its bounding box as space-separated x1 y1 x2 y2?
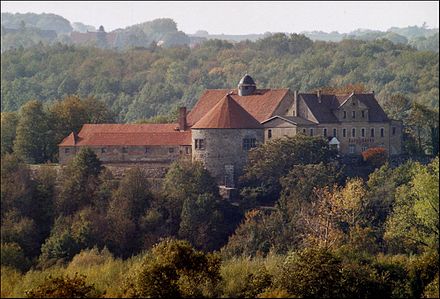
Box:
352 111 356 119
333 128 337 137
268 129 272 139
371 128 375 137
169 148 175 153
362 111 365 118
122 147 128 153
185 146 191 154
145 147 148 154
65 148 70 154
302 128 306 134
343 111 347 119
243 138 256 150
343 128 347 138
349 144 356 154
392 127 396 135
101 147 107 154
361 128 365 137
195 139 205 150
352 128 356 138
323 128 327 137
380 128 385 138
310 128 314 136
361 145 368 152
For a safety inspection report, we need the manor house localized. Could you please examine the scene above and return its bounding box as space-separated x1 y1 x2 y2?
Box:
59 75 402 186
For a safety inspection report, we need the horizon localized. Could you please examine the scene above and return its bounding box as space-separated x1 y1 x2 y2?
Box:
1 1 439 35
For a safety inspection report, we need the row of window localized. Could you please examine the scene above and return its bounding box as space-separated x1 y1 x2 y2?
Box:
194 138 257 151
301 127 396 138
343 110 367 119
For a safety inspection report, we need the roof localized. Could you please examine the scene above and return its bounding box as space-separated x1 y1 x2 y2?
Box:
192 95 262 129
59 123 191 146
187 88 290 125
239 74 256 85
262 115 317 126
299 92 389 123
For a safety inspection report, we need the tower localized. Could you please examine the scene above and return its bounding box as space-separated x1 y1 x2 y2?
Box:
238 74 257 96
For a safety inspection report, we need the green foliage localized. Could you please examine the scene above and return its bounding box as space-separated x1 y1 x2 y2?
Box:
1 111 18 156
124 239 221 298
56 147 102 215
13 100 52 163
0 242 31 272
241 135 336 203
25 273 98 298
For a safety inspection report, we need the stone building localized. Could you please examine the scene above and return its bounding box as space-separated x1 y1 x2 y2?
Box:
59 74 402 186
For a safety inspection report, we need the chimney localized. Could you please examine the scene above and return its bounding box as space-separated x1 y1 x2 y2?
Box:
317 90 321 103
293 90 298 117
179 107 187 131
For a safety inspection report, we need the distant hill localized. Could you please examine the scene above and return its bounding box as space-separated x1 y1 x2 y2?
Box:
1 12 438 52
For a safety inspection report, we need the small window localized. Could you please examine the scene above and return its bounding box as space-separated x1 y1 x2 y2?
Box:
268 129 272 139
380 128 385 138
361 128 365 137
361 145 368 152
185 146 191 154
362 111 365 118
343 128 347 138
169 147 175 153
349 144 356 154
352 111 356 119
122 147 128 153
323 128 327 137
243 138 256 150
101 147 107 154
65 148 70 154
145 147 148 154
310 128 314 136
195 139 205 150
343 111 347 119
352 128 356 138
371 128 375 138
392 127 396 135
333 128 337 137
302 128 306 134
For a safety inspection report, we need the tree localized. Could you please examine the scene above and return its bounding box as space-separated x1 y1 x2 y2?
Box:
13 100 52 163
124 239 221 298
56 147 102 215
1 112 18 156
385 157 439 253
25 273 98 298
241 135 337 203
362 147 388 169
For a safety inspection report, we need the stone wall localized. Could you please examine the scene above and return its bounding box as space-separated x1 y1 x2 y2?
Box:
59 145 191 164
192 128 264 186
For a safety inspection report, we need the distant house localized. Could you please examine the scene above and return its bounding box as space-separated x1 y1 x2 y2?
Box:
59 75 402 187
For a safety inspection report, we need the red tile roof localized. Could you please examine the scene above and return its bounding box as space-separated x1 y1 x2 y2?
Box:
59 123 191 146
187 89 290 125
192 95 262 129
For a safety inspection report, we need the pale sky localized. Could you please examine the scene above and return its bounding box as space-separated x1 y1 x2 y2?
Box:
1 1 439 34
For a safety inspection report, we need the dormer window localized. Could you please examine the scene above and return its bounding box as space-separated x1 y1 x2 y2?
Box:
343 111 347 119
352 111 356 119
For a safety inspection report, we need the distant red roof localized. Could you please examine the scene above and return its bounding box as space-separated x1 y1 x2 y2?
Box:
192 95 262 129
59 123 191 146
187 89 289 125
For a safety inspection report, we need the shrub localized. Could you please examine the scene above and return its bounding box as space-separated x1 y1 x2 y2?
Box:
362 147 387 169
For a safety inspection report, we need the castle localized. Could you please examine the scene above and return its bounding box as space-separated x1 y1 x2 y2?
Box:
59 75 402 187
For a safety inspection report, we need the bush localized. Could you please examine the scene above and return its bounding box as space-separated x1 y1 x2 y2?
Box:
25 273 99 298
362 147 387 169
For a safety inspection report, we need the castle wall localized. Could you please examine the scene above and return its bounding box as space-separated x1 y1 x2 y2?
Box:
191 128 264 186
59 145 191 164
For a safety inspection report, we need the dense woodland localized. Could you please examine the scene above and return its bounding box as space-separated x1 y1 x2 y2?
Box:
1 14 439 298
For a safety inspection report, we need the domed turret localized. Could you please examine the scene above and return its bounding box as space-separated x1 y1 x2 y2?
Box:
238 74 256 96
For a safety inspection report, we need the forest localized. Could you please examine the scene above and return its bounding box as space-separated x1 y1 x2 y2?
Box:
1 15 439 298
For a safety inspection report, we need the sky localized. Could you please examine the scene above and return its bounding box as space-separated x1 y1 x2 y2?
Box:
1 1 439 34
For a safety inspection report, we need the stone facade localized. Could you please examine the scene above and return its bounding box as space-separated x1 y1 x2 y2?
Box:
192 128 264 187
